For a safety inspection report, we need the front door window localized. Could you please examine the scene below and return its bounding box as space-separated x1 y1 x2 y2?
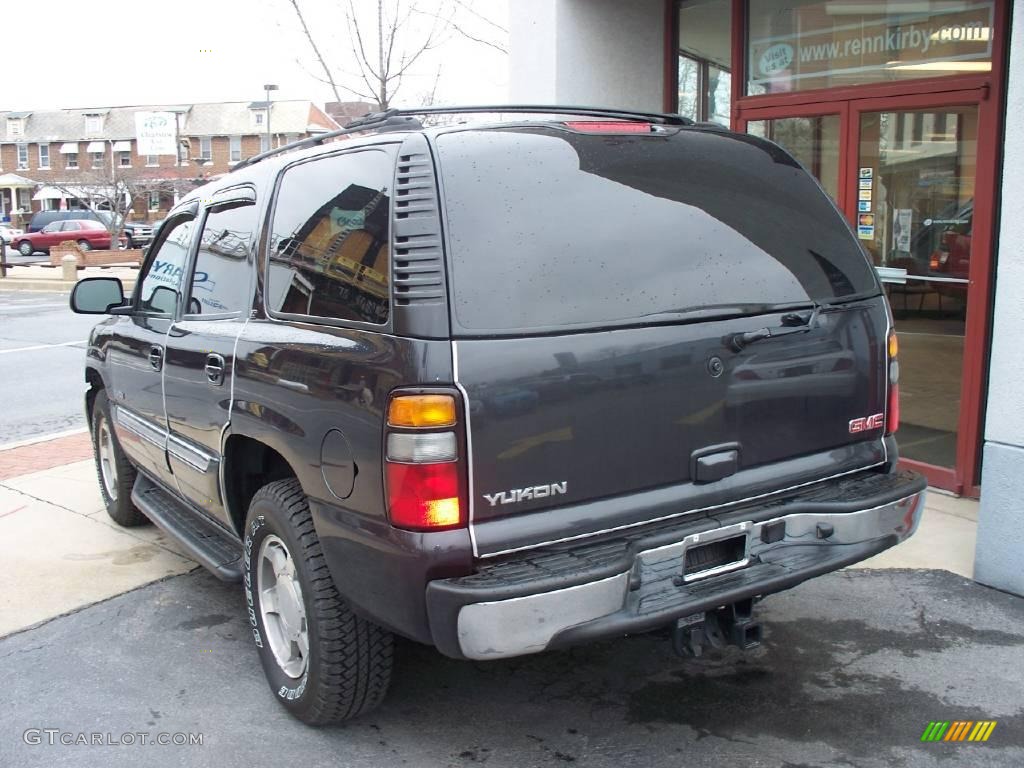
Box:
137 216 196 315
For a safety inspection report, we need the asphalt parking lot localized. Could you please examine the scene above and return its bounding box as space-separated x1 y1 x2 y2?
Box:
0 291 97 443
1 567 1021 768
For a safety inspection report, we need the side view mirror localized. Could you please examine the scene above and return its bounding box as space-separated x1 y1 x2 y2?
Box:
70 277 128 315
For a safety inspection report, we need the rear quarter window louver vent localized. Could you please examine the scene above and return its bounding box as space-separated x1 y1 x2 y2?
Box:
393 135 445 307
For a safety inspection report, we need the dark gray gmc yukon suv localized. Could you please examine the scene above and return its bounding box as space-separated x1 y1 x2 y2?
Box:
70 106 926 725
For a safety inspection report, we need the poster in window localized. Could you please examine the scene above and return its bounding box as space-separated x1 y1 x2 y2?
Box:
893 209 913 252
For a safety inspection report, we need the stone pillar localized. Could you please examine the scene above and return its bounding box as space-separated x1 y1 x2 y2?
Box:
61 253 78 282
508 0 666 112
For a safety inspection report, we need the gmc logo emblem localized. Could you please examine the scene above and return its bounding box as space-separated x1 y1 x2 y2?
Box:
849 413 885 433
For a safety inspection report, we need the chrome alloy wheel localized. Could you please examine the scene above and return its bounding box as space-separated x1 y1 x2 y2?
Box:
258 535 309 679
97 417 118 500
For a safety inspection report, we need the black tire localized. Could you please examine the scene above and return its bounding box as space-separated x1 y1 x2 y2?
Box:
17 241 32 256
91 389 147 527
244 478 393 725
77 239 93 251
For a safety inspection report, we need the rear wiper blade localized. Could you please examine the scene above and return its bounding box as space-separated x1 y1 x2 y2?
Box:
727 302 823 352
635 301 812 323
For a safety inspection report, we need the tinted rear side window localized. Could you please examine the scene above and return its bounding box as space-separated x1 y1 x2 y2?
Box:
436 127 879 332
267 149 392 325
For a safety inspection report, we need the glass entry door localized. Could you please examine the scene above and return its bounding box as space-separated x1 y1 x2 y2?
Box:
738 95 991 493
857 107 977 470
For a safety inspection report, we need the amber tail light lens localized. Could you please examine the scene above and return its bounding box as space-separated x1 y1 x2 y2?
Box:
384 393 466 531
388 394 456 428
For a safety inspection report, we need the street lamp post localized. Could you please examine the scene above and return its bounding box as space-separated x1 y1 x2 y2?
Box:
263 84 279 151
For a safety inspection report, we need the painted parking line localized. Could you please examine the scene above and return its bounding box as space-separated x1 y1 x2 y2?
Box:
0 340 87 354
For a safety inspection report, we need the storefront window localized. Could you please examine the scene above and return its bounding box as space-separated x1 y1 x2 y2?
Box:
746 115 841 203
747 0 994 95
677 0 732 124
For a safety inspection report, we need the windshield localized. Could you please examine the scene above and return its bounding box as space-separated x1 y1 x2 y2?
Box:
435 126 879 333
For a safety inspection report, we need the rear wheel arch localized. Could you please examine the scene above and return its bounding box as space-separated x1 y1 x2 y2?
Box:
223 434 300 537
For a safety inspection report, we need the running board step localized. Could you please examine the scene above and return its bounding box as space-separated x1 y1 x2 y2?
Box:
131 475 243 581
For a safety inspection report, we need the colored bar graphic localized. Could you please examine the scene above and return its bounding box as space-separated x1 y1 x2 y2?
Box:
945 721 973 741
922 720 996 743
921 722 950 741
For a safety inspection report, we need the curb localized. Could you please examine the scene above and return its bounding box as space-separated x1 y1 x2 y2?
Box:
0 280 137 293
0 428 89 453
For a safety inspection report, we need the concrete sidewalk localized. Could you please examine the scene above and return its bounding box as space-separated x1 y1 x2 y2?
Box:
0 430 982 640
0 437 195 637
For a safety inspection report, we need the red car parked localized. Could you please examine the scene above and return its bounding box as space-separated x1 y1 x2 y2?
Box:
10 219 123 256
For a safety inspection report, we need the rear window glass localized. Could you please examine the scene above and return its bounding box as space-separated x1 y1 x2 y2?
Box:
436 127 879 332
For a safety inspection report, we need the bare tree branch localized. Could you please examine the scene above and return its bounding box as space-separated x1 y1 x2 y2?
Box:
449 0 507 34
289 0 343 104
283 0 506 110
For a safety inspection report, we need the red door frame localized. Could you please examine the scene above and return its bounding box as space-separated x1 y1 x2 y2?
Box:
665 0 1009 496
733 101 852 213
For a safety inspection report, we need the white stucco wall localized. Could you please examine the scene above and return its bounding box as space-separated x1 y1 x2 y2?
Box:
974 3 1024 596
509 0 665 111
507 0 560 104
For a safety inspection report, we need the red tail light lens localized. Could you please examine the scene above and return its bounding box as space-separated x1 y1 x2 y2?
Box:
385 461 463 530
887 383 900 435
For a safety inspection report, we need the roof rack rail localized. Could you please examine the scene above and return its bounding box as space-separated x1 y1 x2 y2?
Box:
230 104 692 172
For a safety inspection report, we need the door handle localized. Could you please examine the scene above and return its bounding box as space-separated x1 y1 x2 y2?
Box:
205 353 226 386
148 345 163 371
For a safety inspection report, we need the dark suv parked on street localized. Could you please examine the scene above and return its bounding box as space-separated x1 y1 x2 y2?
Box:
70 106 926 725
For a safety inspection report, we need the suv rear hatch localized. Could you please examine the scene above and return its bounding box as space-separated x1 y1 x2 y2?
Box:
434 123 889 548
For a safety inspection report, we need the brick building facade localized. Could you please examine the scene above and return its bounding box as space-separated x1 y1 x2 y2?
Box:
0 101 338 225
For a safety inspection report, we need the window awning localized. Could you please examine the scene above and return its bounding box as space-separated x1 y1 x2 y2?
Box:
112 140 132 152
59 142 78 154
32 186 70 201
86 141 105 153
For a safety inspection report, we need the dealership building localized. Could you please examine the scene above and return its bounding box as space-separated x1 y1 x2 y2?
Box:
510 0 1022 595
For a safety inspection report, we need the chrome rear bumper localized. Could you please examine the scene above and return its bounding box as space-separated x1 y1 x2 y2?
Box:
439 488 925 660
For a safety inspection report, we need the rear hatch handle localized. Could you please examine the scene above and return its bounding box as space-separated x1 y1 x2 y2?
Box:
726 302 823 352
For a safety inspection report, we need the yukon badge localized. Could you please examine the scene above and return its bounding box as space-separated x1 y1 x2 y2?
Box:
483 482 568 507
849 413 884 433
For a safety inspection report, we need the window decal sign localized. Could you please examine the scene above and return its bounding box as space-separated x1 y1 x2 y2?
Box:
749 2 994 90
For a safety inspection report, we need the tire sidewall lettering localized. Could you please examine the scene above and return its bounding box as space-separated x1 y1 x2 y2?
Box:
244 510 311 702
243 514 266 649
